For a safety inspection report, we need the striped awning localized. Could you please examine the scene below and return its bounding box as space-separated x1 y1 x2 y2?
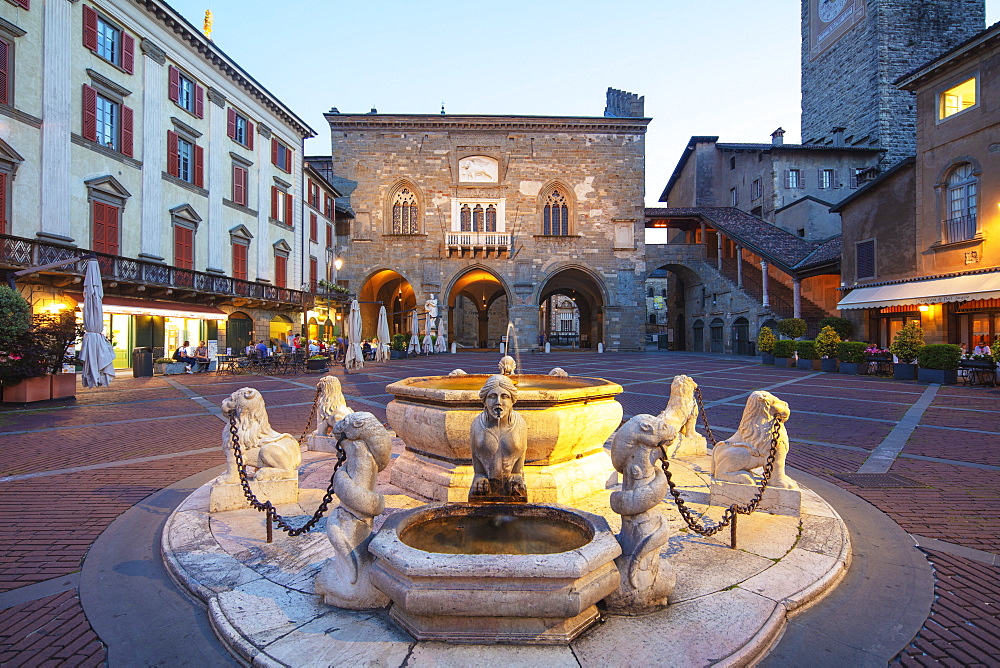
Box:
838 272 1000 310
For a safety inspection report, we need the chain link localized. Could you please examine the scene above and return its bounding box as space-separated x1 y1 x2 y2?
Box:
658 414 782 538
229 414 345 538
694 386 718 447
297 386 322 447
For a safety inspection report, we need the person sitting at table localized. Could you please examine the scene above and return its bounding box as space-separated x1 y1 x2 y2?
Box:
173 340 199 373
255 340 270 358
973 341 993 357
308 339 320 355
362 340 373 360
193 341 210 372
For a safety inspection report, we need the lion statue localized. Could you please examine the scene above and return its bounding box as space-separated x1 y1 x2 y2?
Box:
711 390 797 489
312 376 354 438
315 412 393 609
216 387 301 484
657 374 706 457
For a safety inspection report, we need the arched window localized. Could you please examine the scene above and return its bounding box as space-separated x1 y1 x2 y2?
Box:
472 204 484 232
460 204 471 231
543 189 569 235
485 204 497 232
945 163 977 243
647 287 654 298
391 187 419 234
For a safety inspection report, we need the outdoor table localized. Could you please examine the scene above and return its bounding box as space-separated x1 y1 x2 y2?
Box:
865 356 892 375
215 355 245 375
959 361 997 386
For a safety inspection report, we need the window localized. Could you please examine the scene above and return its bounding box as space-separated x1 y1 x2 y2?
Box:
167 130 203 186
9 0 28 9
0 39 11 106
168 66 203 118
307 180 320 208
82 6 134 73
174 224 194 269
271 138 291 173
274 253 287 288
730 187 738 206
232 241 248 281
232 164 247 206
326 222 333 249
309 212 318 242
309 257 317 289
324 194 334 219
91 201 119 255
270 186 292 225
543 189 569 235
82 85 134 156
647 287 654 298
392 187 419 234
850 168 864 189
945 163 978 243
785 169 801 189
856 239 875 279
819 169 836 189
939 76 977 120
226 108 253 148
729 156 736 170
750 179 761 200
797 228 805 237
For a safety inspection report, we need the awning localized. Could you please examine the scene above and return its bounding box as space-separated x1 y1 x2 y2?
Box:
837 272 1000 310
67 294 227 320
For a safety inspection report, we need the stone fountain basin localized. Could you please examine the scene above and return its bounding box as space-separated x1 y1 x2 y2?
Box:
385 374 624 464
368 503 621 643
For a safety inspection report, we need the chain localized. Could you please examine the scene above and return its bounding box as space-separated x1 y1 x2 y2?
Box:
658 413 782 539
694 386 718 447
297 386 321 446
229 414 346 538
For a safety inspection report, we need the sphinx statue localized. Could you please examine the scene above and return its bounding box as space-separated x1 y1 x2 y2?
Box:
315 411 393 609
498 355 517 376
604 414 677 614
469 374 528 502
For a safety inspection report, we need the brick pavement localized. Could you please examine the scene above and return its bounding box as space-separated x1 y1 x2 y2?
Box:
0 351 997 664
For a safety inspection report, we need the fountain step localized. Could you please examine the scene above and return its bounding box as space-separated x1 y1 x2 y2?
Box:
389 605 602 645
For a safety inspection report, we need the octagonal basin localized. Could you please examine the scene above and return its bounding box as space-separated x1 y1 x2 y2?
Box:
385 374 623 465
369 503 621 644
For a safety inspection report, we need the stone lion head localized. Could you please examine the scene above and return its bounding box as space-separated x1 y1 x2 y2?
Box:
222 387 273 448
671 374 697 396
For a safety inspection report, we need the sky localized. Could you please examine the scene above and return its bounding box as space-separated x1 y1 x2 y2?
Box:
169 0 999 206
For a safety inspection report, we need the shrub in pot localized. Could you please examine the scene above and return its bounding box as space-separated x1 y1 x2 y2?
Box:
815 325 841 372
837 341 868 375
757 326 776 365
817 316 853 340
889 322 924 380
916 344 962 384
777 318 807 340
795 340 821 370
391 333 408 359
773 339 796 367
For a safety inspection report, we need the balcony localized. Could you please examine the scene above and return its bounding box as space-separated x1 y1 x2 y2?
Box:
945 215 977 244
444 231 510 258
0 234 307 308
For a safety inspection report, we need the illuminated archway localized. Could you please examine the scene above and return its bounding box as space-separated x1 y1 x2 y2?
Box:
445 267 509 348
358 269 416 339
538 267 607 349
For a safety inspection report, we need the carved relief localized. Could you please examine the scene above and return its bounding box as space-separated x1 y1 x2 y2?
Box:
458 156 499 183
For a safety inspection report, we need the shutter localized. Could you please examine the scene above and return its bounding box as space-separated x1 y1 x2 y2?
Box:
784 170 790 189
168 65 179 103
82 85 98 141
167 130 178 177
83 5 98 51
194 84 204 118
856 240 875 279
122 33 135 74
310 212 317 241
227 108 236 140
13 0 29 8
92 201 105 252
817 169 825 188
0 173 6 234
120 105 134 157
275 255 286 288
271 138 278 166
0 41 8 106
194 143 204 187
832 169 839 188
285 190 293 224
310 257 317 286
850 170 858 189
326 223 332 249
106 204 119 255
246 122 254 150
271 186 278 220
232 165 244 205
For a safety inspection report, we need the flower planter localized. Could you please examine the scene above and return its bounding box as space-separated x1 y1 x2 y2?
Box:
49 373 77 399
774 357 793 368
839 362 865 375
2 376 52 403
796 358 821 371
893 363 917 381
820 358 839 373
917 368 957 385
306 359 329 372
153 363 167 375
760 353 775 365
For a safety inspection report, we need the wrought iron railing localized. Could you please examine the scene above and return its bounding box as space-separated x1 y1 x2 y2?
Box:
0 234 307 307
445 232 510 247
946 214 977 244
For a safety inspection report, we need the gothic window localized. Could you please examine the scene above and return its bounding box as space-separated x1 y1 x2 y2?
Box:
391 187 418 234
485 205 497 232
945 163 977 243
543 189 569 235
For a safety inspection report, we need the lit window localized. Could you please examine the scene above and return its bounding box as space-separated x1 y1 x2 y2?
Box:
95 94 118 150
940 77 977 119
945 163 978 243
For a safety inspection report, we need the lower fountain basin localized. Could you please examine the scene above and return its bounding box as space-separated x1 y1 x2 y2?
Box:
369 503 622 644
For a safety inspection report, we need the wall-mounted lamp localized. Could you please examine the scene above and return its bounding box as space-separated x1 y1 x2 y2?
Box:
334 257 343 271
918 305 930 312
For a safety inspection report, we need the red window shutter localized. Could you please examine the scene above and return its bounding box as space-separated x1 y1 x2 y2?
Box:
310 213 317 241
309 258 317 286
175 226 193 269
82 5 98 51
120 105 134 157
92 201 105 251
326 223 332 249
13 0 29 8
275 255 286 288
0 173 7 234
194 84 204 118
270 187 278 220
0 41 8 106
167 130 178 177
168 66 179 103
194 144 204 187
285 191 293 225
82 85 98 141
106 204 119 255
232 243 247 281
227 108 236 140
246 122 254 150
271 138 278 166
232 165 243 205
122 33 135 74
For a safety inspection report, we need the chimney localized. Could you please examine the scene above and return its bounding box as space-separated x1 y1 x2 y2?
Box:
771 127 785 146
832 126 846 147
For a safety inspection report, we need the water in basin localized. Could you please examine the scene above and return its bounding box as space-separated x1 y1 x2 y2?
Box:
400 513 592 555
404 374 609 392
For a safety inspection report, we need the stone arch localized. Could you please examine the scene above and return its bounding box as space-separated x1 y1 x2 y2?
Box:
444 265 512 348
358 268 416 338
537 265 609 349
643 262 704 352
732 316 751 356
709 317 725 353
384 179 423 235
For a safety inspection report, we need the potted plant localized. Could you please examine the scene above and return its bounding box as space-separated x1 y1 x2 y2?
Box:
777 318 807 341
817 316 853 341
757 326 776 365
795 340 821 370
837 342 868 375
815 325 841 372
916 344 961 384
391 333 408 359
889 322 924 380
153 358 173 374
306 354 329 371
773 339 796 368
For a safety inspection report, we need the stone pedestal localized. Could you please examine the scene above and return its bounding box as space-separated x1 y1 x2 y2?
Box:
709 480 801 517
665 433 707 458
389 450 615 504
306 433 339 453
209 478 298 513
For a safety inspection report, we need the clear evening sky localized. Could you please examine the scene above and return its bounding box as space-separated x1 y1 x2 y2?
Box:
168 0 999 207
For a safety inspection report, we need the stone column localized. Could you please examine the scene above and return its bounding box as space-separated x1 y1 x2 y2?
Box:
716 233 723 271
760 261 770 308
139 40 165 261
793 278 802 319
256 124 272 281
736 246 743 289
700 221 707 247
206 88 227 273
38 0 74 243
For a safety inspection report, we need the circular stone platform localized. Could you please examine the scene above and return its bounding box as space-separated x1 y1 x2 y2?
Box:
162 450 851 667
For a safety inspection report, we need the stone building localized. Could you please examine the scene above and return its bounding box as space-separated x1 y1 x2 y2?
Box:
325 90 650 352
0 0 318 366
837 21 1000 347
801 0 984 166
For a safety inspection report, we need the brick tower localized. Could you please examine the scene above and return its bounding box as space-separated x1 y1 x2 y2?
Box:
801 0 984 165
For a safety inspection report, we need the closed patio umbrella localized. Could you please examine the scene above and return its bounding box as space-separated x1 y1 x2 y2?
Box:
80 258 116 387
434 318 448 353
375 305 391 362
408 310 420 355
345 299 364 372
